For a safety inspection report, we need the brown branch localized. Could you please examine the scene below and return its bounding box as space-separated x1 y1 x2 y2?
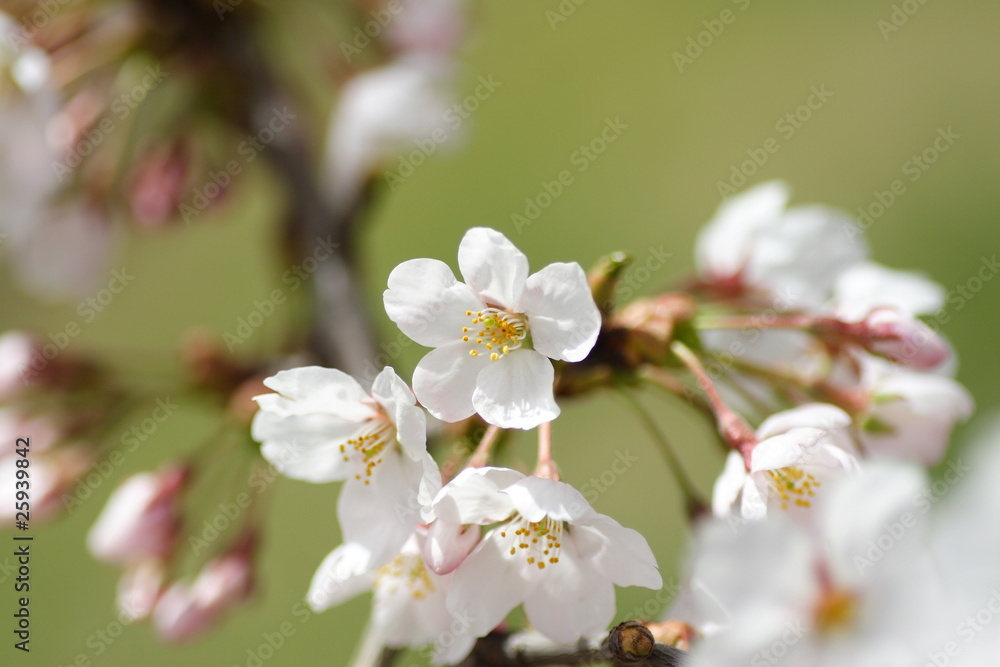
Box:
457 623 688 667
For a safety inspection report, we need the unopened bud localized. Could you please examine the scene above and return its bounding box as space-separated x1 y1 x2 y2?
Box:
609 620 655 661
611 293 696 366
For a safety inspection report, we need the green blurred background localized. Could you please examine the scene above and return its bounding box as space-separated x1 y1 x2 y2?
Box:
3 0 999 665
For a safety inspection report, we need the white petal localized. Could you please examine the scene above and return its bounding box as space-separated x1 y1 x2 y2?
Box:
413 341 485 423
431 466 522 525
833 261 945 321
394 403 428 461
306 542 376 611
384 258 484 347
756 403 852 440
740 476 769 521
695 181 792 280
457 227 529 309
502 476 596 524
337 454 422 564
712 452 748 517
749 430 822 472
519 262 600 362
472 350 559 430
446 530 528 639
570 515 662 589
258 367 373 420
254 412 361 483
523 543 616 643
370 366 414 417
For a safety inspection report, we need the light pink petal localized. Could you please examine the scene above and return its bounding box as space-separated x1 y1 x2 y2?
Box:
570 515 661 589
446 530 528 639
306 542 377 611
712 451 748 517
431 466 522 525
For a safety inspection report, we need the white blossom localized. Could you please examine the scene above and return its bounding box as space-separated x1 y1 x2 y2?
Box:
426 467 661 663
696 181 867 309
252 366 439 565
384 227 600 429
713 404 859 521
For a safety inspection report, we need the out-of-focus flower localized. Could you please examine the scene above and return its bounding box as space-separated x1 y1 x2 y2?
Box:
686 463 946 667
0 15 58 244
0 445 92 522
87 465 188 565
8 202 115 300
854 359 973 465
251 366 438 564
152 534 256 643
695 181 867 309
307 531 467 662
117 560 167 623
713 404 859 521
0 331 38 401
385 0 468 57
426 467 661 663
128 141 190 229
384 227 600 429
324 54 457 208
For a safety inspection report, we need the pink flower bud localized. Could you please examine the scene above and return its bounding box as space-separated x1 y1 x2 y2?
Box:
129 141 189 230
117 560 166 623
87 466 188 565
861 308 950 370
152 534 256 643
422 519 480 575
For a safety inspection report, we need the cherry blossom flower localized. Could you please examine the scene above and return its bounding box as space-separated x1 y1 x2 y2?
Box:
425 467 661 662
306 531 471 663
251 366 439 564
685 463 947 667
854 359 973 465
712 404 860 522
87 466 188 565
384 227 601 429
695 181 867 309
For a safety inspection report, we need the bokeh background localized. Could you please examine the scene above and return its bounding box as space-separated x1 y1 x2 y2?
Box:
3 1 999 665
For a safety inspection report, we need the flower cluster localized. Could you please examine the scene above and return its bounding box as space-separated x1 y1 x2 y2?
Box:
249 227 653 663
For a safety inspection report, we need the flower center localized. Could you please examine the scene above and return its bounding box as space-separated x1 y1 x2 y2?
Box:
339 418 395 485
374 552 436 600
813 588 857 635
498 515 563 570
765 466 820 511
461 308 527 361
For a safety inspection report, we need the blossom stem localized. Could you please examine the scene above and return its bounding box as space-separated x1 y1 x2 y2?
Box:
616 389 707 516
670 340 757 462
467 424 503 468
534 421 560 480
